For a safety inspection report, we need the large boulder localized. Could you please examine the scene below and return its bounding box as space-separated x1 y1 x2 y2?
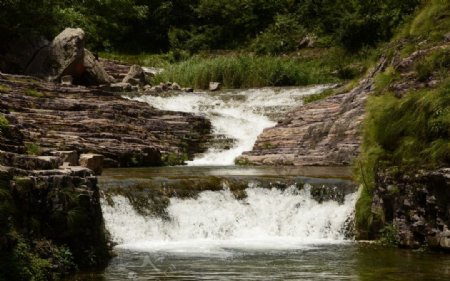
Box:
21 28 112 86
26 28 86 82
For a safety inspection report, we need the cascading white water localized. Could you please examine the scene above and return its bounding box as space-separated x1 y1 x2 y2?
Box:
133 86 331 166
102 185 358 254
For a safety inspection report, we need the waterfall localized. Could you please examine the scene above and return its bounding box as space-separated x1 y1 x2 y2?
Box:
133 86 331 166
102 184 358 255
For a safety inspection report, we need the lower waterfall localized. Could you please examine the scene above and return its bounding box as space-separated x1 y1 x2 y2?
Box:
102 184 358 255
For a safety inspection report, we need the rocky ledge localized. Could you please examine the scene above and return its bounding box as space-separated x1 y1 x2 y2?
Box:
237 59 386 166
368 168 450 250
0 72 211 167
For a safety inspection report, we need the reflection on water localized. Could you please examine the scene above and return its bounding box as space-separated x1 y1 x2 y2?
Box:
101 166 353 180
67 244 450 281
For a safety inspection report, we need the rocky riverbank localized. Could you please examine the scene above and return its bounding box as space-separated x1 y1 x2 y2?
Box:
237 59 386 166
0 28 212 280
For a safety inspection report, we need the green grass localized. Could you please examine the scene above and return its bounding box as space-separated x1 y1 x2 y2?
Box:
25 143 42 156
153 53 342 89
0 115 9 128
24 89 44 98
0 84 11 92
303 89 336 105
408 0 450 40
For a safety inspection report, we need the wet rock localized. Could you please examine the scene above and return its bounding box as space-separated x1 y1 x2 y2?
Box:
79 153 104 175
183 87 194 93
209 82 221 91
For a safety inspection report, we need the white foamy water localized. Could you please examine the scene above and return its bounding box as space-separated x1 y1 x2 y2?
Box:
102 185 358 255
133 86 331 165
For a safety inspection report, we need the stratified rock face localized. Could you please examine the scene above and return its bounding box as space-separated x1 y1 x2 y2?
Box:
372 169 450 250
0 120 111 272
0 73 211 167
238 60 386 166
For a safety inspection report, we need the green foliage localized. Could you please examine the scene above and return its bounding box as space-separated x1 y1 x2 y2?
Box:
0 0 420 54
162 152 189 166
408 0 450 40
250 14 306 55
379 224 400 246
374 67 399 92
24 89 44 98
154 54 339 89
0 115 9 128
415 49 450 82
0 84 11 93
25 143 42 156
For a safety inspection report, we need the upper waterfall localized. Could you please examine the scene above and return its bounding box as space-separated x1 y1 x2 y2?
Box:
133 86 331 165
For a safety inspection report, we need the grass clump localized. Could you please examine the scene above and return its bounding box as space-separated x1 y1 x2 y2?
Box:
356 80 450 237
408 0 450 41
415 49 450 82
0 84 11 92
24 89 44 98
153 53 340 89
0 115 9 128
303 89 335 105
25 143 42 156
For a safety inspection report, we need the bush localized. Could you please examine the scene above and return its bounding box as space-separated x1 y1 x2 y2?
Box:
250 14 306 55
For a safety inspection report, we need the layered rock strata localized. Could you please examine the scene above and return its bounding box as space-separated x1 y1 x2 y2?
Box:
238 60 386 166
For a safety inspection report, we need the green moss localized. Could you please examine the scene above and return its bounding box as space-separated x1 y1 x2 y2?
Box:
0 84 11 92
0 115 9 129
24 89 44 98
234 157 251 166
162 152 189 166
25 143 42 156
303 88 335 104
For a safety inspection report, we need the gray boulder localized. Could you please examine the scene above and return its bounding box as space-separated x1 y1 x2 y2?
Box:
123 65 147 85
27 28 86 82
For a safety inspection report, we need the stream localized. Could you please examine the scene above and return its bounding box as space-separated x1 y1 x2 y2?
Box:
68 86 450 280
